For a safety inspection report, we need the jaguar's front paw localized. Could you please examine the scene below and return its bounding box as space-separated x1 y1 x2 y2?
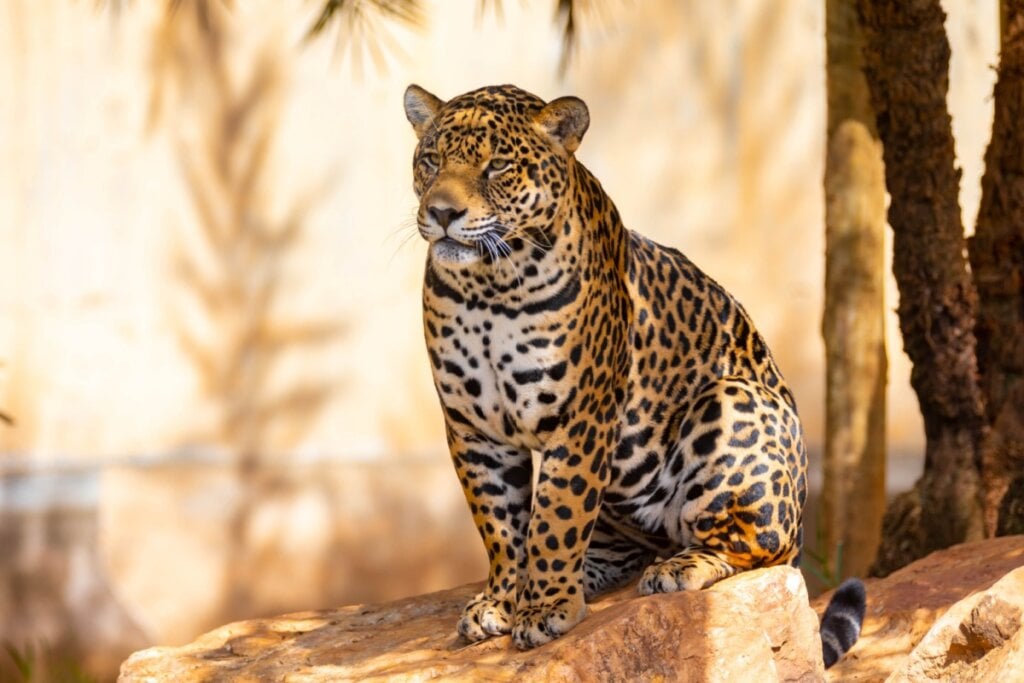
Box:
457 592 515 642
511 598 586 649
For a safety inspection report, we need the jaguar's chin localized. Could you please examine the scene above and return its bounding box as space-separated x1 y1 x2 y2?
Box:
430 237 483 266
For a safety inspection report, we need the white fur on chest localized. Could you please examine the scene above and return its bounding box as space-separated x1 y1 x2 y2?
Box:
433 305 568 451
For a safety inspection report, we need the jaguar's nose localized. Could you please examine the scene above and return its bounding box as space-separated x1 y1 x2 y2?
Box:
428 205 467 229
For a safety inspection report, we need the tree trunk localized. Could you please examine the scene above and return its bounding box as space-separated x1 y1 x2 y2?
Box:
856 0 987 576
968 0 1024 536
821 0 888 581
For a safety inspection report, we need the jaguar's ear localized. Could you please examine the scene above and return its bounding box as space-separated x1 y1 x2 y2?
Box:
534 96 590 154
404 84 443 138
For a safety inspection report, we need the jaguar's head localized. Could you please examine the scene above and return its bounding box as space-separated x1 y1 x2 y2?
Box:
403 84 589 268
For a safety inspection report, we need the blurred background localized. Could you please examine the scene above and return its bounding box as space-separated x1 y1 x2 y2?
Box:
0 0 998 679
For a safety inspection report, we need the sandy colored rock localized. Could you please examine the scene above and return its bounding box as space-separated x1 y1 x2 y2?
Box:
815 534 1024 681
119 566 823 682
887 566 1024 682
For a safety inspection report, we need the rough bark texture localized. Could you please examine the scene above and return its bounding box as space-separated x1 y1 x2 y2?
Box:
856 0 987 576
822 0 888 581
968 0 1024 537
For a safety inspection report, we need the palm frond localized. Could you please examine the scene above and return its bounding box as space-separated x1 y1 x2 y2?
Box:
93 0 131 13
556 0 579 76
556 0 615 76
307 0 424 39
306 0 425 74
93 0 234 17
305 0 607 77
476 0 503 23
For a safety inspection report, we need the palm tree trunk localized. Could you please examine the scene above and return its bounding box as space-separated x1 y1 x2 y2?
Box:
855 0 987 576
968 0 1024 536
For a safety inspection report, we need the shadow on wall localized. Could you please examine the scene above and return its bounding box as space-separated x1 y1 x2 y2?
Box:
0 498 148 681
0 459 485 683
153 2 348 628
156 4 345 462
100 460 486 675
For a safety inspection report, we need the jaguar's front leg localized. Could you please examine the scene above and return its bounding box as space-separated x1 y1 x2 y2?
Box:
447 427 532 642
512 437 610 649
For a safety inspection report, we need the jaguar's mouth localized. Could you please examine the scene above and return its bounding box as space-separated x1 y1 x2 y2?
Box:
430 237 481 264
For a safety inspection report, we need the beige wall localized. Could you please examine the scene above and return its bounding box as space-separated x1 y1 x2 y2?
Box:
0 0 999 462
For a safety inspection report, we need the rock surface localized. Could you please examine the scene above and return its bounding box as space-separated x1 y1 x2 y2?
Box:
120 535 1024 683
119 566 824 682
814 534 1024 681
886 566 1024 682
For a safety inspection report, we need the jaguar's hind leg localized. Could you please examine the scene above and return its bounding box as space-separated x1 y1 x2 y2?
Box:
638 545 740 595
583 517 654 599
637 377 805 597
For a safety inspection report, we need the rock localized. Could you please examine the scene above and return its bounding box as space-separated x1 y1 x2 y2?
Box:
119 565 823 682
119 535 1024 682
815 534 1024 681
887 566 1024 682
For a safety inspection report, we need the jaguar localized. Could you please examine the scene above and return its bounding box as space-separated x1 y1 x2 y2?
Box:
403 83 865 666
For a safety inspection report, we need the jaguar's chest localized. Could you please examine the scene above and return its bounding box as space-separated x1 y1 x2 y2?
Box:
427 306 574 450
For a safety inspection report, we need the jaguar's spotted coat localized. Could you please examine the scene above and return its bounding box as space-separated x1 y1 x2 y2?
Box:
403 83 863 660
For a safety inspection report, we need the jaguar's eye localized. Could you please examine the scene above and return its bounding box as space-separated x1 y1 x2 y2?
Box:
421 152 440 169
486 158 512 174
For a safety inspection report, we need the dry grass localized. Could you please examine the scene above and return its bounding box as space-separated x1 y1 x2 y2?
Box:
2 641 96 683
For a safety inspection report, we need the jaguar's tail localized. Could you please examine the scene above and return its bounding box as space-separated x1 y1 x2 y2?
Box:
820 578 866 668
